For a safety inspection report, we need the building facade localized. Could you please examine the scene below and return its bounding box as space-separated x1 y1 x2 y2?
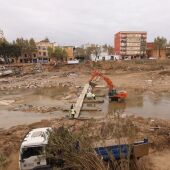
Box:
36 40 54 63
146 42 167 59
114 31 147 58
19 39 55 63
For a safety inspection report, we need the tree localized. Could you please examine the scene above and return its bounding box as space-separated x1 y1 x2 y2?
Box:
48 47 68 61
11 44 21 62
14 38 37 61
86 46 101 61
46 127 106 169
62 49 68 61
0 41 21 64
154 36 167 58
74 47 88 60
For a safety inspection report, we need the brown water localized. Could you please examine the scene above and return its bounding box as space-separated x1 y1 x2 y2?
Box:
0 87 170 129
0 86 69 129
81 91 170 119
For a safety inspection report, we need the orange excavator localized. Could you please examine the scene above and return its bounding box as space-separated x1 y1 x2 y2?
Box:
89 70 128 101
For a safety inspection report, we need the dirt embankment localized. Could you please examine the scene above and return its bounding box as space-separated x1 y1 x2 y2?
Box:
0 117 170 170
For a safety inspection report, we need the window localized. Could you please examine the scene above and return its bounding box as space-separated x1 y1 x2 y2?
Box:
21 146 43 159
43 52 46 56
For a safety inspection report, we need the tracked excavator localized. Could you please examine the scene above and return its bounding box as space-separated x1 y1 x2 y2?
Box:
89 70 128 101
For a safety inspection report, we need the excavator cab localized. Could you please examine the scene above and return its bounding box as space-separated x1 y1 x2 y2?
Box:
109 89 117 96
109 89 119 101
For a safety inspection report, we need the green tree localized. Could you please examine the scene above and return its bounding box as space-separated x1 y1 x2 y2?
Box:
0 41 21 64
48 47 68 61
74 47 88 60
62 49 68 60
154 36 167 58
14 38 36 60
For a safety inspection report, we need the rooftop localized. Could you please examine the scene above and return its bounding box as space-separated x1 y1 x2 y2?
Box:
21 127 51 148
116 31 147 34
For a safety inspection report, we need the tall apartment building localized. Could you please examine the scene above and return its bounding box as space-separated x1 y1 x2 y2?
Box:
114 31 147 58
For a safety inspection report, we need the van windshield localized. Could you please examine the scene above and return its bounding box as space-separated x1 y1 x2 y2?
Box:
22 146 43 159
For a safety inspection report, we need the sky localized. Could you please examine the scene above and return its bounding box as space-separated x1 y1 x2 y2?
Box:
0 0 170 46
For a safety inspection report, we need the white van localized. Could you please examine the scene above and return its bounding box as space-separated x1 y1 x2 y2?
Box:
19 127 51 170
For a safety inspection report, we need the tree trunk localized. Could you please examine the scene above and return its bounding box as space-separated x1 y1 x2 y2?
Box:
159 48 161 59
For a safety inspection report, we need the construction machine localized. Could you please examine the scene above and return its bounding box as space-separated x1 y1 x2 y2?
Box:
89 70 128 101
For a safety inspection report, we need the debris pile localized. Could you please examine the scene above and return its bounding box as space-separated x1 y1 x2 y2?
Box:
10 104 61 113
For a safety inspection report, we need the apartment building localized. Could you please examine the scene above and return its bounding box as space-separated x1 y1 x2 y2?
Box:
36 39 55 63
114 31 147 58
19 39 55 63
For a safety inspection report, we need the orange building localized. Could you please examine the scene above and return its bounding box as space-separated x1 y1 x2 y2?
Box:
63 46 75 60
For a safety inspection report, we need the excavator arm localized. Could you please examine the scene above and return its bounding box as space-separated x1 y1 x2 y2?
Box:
90 70 128 101
90 70 115 90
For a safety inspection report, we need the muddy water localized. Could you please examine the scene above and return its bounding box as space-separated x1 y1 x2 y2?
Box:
0 86 69 129
108 92 170 119
1 86 170 129
81 90 170 119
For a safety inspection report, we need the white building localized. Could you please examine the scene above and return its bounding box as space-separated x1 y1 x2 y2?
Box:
90 47 121 61
90 54 121 61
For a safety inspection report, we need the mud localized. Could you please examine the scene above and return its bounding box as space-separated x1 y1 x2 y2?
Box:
0 61 170 170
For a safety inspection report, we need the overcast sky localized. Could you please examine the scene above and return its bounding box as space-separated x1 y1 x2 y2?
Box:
0 0 170 46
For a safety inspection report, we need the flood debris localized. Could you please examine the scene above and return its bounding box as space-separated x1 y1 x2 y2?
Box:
0 100 15 106
10 104 61 113
0 66 13 77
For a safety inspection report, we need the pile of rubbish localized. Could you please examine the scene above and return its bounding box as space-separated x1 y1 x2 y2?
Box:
11 104 61 113
0 66 13 77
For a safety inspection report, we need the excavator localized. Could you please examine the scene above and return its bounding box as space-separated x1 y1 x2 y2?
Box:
89 70 128 101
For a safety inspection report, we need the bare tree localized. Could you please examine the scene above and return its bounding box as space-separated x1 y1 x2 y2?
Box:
154 36 167 58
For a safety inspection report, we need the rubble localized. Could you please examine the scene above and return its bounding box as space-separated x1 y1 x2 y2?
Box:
10 104 61 113
0 66 13 77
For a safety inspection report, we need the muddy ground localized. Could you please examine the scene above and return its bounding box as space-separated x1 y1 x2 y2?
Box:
0 60 170 170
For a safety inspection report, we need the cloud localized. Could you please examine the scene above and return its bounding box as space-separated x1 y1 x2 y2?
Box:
0 0 170 45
